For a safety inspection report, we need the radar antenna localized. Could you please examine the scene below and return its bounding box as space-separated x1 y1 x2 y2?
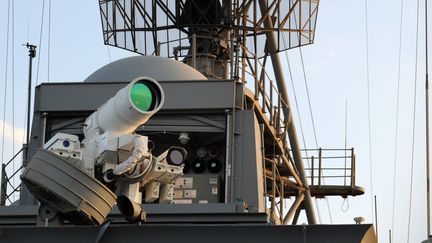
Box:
97 0 363 225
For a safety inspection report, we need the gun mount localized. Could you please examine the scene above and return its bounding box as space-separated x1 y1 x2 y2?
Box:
21 76 186 225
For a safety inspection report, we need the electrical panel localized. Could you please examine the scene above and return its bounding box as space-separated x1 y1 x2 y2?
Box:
145 131 226 204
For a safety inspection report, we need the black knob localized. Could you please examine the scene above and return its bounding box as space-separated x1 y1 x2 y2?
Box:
192 159 206 173
207 159 222 173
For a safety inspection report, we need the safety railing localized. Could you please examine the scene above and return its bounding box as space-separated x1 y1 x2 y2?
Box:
264 156 286 224
0 148 24 206
302 148 356 188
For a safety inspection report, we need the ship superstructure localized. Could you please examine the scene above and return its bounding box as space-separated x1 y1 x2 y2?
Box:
0 1 376 242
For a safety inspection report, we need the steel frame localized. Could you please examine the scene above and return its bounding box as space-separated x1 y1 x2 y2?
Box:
98 0 319 57
98 0 365 225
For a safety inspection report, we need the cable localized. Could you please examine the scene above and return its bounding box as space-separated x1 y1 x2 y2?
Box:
344 99 348 186
341 198 349 212
298 47 319 148
1 0 11 165
288 8 333 224
11 0 15 201
47 0 51 82
281 34 334 224
36 0 46 86
298 51 334 223
391 0 405 241
283 48 322 223
407 0 420 241
299 47 334 225
22 102 28 150
425 0 432 237
26 19 29 43
364 0 375 228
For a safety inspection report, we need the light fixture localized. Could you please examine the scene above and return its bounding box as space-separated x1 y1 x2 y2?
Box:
178 132 190 145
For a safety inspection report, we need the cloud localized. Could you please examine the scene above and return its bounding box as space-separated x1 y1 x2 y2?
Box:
0 119 25 153
0 120 25 204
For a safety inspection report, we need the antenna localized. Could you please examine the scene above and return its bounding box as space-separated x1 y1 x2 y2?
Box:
24 43 36 164
98 0 319 80
374 195 379 239
424 0 431 241
96 0 365 225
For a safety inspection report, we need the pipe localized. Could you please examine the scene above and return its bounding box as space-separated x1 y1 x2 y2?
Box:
116 195 146 223
0 163 6 205
113 136 147 175
283 192 305 225
265 169 303 191
257 0 317 224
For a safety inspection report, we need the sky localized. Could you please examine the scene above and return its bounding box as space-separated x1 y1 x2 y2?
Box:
0 0 429 242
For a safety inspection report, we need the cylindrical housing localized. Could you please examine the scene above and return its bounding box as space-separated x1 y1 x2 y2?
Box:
85 77 164 135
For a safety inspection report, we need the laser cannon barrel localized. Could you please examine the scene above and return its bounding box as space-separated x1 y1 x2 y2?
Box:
84 76 164 137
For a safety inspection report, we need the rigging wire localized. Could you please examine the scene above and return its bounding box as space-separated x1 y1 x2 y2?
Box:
341 198 349 212
22 102 28 151
36 0 46 86
407 0 420 241
298 47 319 148
344 99 348 186
298 47 334 224
281 33 333 224
391 0 405 241
290 8 333 224
26 20 29 43
425 0 431 238
11 0 15 200
364 0 375 228
293 7 333 223
1 0 11 166
282 48 322 223
47 0 51 82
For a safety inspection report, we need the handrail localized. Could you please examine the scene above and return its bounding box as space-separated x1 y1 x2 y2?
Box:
1 148 24 206
301 148 356 188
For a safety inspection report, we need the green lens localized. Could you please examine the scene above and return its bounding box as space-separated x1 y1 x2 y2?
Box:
130 82 153 111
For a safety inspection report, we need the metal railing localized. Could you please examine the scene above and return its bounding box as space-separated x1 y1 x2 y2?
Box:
0 148 24 206
265 156 286 224
302 148 356 188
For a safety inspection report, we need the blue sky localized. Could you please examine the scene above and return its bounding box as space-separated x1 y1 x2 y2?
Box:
0 0 429 242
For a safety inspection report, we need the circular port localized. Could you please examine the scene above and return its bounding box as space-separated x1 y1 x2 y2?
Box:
208 145 220 158
207 159 222 173
167 148 186 166
192 159 205 173
62 140 70 148
196 147 207 158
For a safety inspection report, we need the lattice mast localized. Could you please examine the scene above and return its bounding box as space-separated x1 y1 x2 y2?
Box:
99 0 321 224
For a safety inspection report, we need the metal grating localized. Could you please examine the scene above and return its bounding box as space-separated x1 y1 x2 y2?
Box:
98 0 320 58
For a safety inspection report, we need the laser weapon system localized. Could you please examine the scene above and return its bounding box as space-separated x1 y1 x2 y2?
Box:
21 77 185 224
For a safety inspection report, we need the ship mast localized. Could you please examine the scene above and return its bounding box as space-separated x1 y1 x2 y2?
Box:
257 0 317 224
95 0 367 225
426 0 431 238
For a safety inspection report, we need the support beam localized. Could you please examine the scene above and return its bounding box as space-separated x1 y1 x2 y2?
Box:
283 192 305 225
292 203 303 225
0 164 7 206
265 169 303 191
257 0 317 224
